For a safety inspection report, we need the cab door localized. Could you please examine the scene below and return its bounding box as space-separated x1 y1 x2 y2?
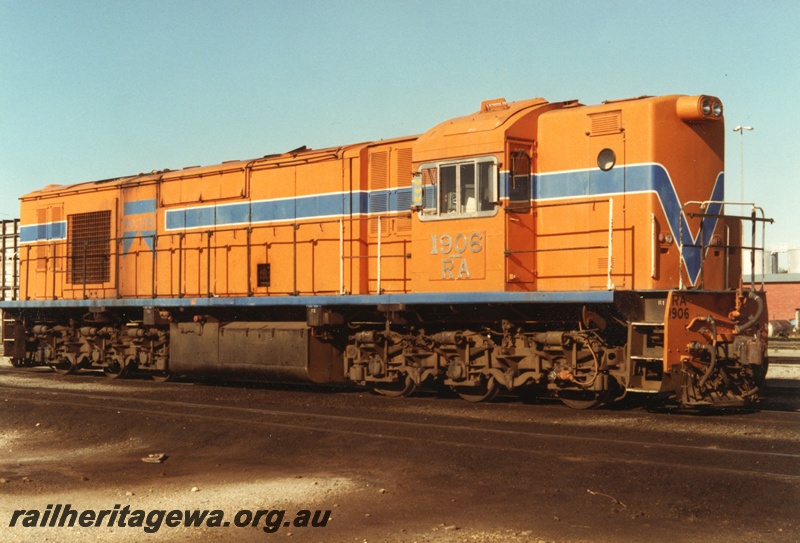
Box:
505 142 536 290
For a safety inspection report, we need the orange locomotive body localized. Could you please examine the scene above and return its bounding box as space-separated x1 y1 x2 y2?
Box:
2 94 770 408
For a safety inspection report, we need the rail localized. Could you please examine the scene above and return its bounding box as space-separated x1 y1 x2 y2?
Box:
679 201 773 290
17 216 410 301
504 197 617 290
337 216 409 295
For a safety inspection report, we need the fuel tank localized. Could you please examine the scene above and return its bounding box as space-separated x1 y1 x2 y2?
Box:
170 321 344 383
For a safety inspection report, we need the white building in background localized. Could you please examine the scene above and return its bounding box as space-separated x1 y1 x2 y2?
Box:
789 248 800 273
742 243 800 325
768 245 800 274
745 243 800 276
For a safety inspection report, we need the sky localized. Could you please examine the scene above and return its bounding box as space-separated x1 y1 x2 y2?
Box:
1 0 798 250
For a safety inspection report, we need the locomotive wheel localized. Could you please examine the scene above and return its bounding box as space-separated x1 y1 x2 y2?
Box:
558 388 609 410
373 374 416 398
150 370 174 383
454 376 500 403
103 359 128 379
49 355 77 375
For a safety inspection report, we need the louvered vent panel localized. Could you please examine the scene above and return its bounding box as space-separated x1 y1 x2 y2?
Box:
396 147 412 187
370 151 388 190
597 257 615 269
589 111 622 136
396 190 412 232
369 193 389 213
369 193 389 235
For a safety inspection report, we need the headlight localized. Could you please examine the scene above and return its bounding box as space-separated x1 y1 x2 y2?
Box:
677 95 724 122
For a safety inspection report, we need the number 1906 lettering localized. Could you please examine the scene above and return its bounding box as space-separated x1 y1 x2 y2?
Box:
430 232 483 255
431 232 483 280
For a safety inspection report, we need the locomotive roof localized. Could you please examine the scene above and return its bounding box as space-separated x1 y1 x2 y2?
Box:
19 137 416 201
431 97 551 135
412 96 574 163
21 95 648 202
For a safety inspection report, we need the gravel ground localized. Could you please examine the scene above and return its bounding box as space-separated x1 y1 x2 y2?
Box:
1 359 798 543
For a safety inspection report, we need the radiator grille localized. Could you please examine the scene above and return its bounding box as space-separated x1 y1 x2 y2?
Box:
68 210 111 284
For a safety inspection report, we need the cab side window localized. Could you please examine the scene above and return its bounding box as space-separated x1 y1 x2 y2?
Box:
508 150 531 207
439 165 457 214
420 157 497 220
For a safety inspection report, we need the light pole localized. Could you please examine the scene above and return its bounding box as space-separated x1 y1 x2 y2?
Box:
732 125 755 277
732 125 753 203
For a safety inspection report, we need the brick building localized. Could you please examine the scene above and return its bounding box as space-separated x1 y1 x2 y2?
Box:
745 273 800 322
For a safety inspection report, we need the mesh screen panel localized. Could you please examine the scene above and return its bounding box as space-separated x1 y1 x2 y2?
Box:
68 210 111 284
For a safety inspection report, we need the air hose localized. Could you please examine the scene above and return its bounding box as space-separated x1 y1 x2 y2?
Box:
735 291 765 334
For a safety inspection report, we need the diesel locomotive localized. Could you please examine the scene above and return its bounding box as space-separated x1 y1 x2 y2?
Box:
0 93 772 408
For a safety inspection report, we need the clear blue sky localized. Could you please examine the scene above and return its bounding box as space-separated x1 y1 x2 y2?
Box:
1 0 798 247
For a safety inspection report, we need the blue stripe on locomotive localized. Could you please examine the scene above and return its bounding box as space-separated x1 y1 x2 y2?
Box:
20 221 67 243
164 189 407 231
123 199 157 215
18 164 723 286
534 163 724 286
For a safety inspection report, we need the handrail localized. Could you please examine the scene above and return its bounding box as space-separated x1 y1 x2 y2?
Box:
17 215 412 300
607 197 614 290
679 200 773 291
504 196 616 290
377 217 382 295
339 219 344 295
650 213 656 280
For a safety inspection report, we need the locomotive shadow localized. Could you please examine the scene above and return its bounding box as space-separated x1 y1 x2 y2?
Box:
16 362 797 412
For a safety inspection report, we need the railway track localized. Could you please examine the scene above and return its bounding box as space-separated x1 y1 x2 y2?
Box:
2 368 798 482
770 338 800 348
769 337 800 357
